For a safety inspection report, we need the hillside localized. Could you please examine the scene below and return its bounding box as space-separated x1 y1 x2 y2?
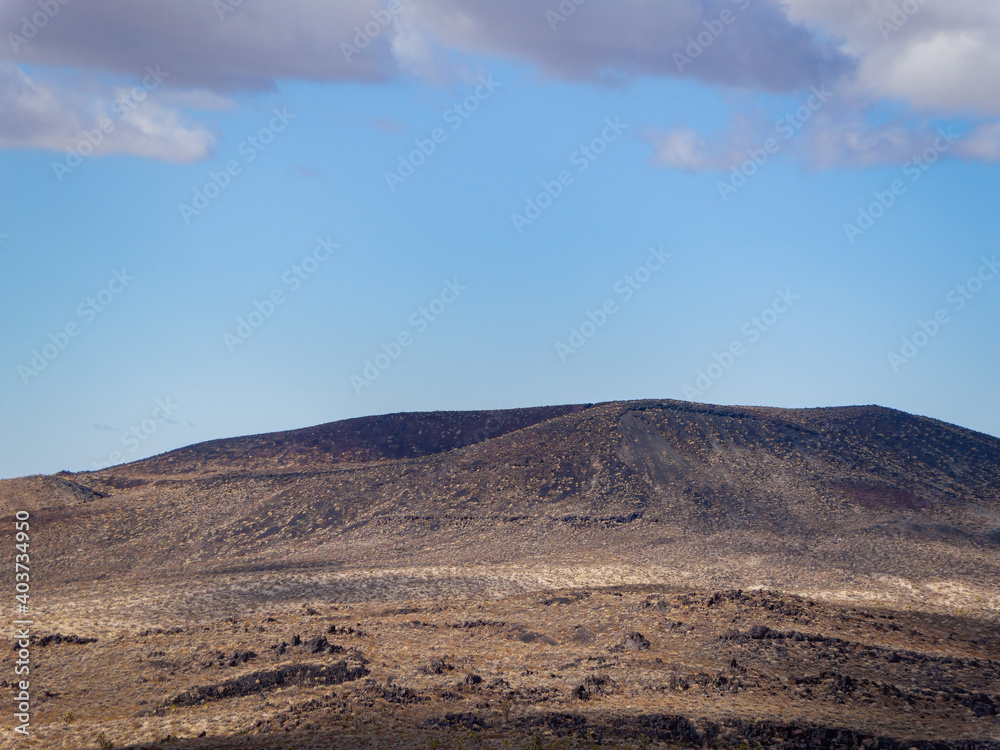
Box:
3 399 998 603
2 399 999 748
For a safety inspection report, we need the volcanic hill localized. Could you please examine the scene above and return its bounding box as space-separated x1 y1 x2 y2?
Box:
2 399 999 749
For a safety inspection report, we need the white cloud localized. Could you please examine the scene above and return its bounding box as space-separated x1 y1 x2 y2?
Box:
785 0 1000 116
649 127 720 171
0 0 398 160
955 121 1000 162
0 0 998 168
861 29 1000 115
646 0 1000 171
0 64 215 162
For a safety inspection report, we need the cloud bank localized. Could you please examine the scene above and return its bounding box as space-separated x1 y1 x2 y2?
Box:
1 0 998 167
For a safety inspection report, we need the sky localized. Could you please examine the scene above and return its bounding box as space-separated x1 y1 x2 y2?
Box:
1 0 999 479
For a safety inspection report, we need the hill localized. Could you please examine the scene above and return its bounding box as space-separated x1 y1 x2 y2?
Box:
2 399 999 748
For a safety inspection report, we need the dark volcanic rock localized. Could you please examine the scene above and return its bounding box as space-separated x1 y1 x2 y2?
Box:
160 660 369 709
359 679 422 705
29 633 97 648
302 635 329 654
748 624 772 639
612 631 651 652
422 659 455 675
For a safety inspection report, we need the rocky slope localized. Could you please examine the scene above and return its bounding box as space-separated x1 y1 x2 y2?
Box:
3 399 998 604
2 399 999 748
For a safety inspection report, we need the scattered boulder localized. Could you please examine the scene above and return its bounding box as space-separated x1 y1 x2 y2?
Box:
359 679 422 705
611 631 650 652
963 693 997 717
228 649 257 667
748 625 772 640
422 712 486 730
667 674 690 690
582 674 613 697
422 659 455 675
327 624 366 637
303 636 329 654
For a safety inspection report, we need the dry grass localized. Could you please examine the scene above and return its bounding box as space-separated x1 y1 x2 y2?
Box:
4 582 998 749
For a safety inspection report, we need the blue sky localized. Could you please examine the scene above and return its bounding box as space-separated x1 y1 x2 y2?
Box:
1 0 999 478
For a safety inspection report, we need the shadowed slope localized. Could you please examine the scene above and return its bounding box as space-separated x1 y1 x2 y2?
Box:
1 399 998 606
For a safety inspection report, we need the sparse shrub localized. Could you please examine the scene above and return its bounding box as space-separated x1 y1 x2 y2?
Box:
499 698 513 723
60 710 75 724
96 731 114 749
